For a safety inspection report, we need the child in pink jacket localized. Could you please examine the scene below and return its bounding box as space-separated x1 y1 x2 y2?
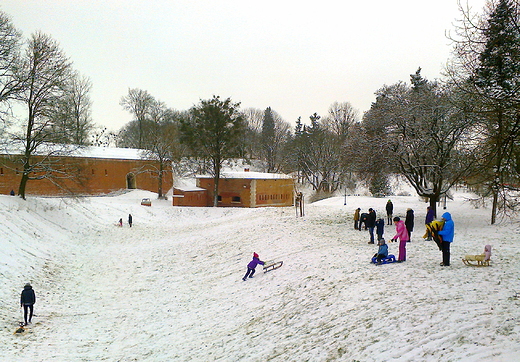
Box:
391 217 409 262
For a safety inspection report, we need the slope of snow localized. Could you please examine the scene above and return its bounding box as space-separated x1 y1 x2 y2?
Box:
1 190 519 361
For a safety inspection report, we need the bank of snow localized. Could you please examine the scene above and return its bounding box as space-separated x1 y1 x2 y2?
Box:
1 190 519 361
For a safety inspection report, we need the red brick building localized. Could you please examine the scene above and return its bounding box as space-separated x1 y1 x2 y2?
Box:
173 171 295 207
0 146 172 196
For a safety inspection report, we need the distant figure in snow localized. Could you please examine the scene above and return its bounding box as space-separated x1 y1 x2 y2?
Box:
373 238 389 265
118 218 123 227
405 208 415 242
10 189 15 196
375 218 385 241
20 283 36 326
354 208 361 230
386 200 394 225
242 253 265 281
128 214 133 227
392 216 409 262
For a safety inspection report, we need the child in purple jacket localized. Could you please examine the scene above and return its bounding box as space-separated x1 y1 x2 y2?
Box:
242 253 265 281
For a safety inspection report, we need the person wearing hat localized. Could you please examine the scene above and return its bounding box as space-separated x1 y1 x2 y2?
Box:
391 216 409 262
242 252 265 281
438 212 455 266
20 283 36 325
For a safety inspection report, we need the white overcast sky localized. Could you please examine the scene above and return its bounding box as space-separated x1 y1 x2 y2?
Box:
1 0 487 131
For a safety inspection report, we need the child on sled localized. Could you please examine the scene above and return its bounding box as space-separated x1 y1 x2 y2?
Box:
373 238 388 265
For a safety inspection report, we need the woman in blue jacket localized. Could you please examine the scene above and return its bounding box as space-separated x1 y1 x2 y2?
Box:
438 212 454 266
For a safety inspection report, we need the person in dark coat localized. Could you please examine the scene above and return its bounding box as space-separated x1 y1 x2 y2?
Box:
405 208 414 242
20 283 36 325
386 200 394 225
366 208 377 244
128 214 133 227
243 253 265 281
375 218 385 241
424 206 435 240
359 212 368 230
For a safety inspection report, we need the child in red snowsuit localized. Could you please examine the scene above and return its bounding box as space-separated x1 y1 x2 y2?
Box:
242 253 265 281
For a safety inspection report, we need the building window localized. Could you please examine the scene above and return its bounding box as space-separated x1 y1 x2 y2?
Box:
232 196 241 203
217 195 222 202
92 169 95 175
105 169 108 176
0 168 3 175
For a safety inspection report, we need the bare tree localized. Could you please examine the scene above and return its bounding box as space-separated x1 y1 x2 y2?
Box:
0 11 24 125
13 31 72 199
120 88 155 149
362 69 476 216
49 71 94 145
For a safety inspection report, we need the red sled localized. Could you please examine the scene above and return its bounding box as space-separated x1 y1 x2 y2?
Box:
264 261 283 273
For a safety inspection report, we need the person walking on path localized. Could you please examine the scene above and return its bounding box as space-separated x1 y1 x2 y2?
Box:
392 216 409 262
405 208 414 242
438 212 455 266
366 208 377 244
386 200 393 225
424 206 435 240
20 283 36 326
128 214 133 227
243 253 265 281
354 208 361 230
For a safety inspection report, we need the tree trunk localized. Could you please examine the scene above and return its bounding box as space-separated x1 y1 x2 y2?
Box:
18 170 29 200
213 176 219 207
491 190 498 225
429 197 438 219
157 163 164 198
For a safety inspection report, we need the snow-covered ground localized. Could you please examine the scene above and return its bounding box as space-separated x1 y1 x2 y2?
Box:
1 189 519 361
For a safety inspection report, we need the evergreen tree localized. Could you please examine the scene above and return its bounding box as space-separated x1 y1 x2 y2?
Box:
179 96 245 206
459 0 520 223
261 107 276 172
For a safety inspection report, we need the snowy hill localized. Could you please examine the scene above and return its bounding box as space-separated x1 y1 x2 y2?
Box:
1 190 519 361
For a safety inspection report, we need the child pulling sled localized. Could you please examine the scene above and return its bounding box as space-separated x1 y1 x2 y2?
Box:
242 253 265 281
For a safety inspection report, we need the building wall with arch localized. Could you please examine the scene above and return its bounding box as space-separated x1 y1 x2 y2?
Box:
0 148 172 196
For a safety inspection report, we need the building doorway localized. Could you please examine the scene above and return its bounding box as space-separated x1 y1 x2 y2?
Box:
126 173 136 189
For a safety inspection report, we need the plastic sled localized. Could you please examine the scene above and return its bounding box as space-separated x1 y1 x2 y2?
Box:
371 254 396 265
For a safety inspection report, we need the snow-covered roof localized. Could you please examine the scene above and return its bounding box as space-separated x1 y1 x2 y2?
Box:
72 146 149 160
1 144 152 161
174 186 207 192
197 171 293 180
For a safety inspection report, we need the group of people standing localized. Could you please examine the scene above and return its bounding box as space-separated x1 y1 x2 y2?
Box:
354 200 455 266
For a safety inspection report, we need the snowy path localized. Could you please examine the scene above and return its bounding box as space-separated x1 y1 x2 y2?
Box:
1 192 520 361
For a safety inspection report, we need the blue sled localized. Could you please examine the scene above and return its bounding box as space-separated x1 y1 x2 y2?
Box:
371 255 397 264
